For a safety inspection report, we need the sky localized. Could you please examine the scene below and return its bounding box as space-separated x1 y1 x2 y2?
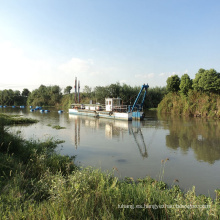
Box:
0 0 220 92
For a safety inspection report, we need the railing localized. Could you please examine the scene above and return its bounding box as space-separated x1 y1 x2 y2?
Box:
71 104 105 111
112 105 128 113
70 104 143 113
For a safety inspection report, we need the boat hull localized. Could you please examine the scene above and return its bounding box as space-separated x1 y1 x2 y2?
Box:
69 109 144 121
69 109 133 121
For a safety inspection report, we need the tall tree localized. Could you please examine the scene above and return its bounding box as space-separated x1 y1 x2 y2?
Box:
64 86 72 94
193 68 220 93
83 85 92 98
107 83 120 98
192 68 205 91
180 74 192 95
27 85 62 106
166 75 181 93
94 86 109 103
22 88 30 97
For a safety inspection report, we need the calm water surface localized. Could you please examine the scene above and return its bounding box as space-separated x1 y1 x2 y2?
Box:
2 107 220 198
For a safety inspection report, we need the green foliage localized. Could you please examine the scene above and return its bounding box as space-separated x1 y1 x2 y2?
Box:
179 74 192 95
59 93 75 110
158 91 220 118
21 88 30 97
193 68 220 93
0 89 27 106
1 82 166 109
0 117 76 204
145 86 167 108
93 86 109 103
0 113 38 126
160 68 220 117
83 85 92 98
27 84 62 106
192 68 205 91
64 86 72 94
92 83 165 108
0 166 218 219
166 75 181 93
52 125 66 130
107 82 121 98
119 84 141 105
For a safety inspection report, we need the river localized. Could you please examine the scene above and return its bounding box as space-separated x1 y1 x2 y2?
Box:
1 107 220 198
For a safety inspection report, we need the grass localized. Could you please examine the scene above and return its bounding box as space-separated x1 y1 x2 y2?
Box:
47 123 66 129
0 113 38 125
1 165 219 219
0 114 220 219
158 91 220 119
148 108 158 111
52 125 66 130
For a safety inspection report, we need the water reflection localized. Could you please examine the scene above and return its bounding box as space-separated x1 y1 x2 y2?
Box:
74 116 80 149
129 127 148 158
158 114 220 164
69 115 148 159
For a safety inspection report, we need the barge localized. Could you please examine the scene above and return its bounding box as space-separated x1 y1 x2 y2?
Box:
69 84 149 121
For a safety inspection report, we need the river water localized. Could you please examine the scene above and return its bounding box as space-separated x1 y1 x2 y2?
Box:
1 107 220 198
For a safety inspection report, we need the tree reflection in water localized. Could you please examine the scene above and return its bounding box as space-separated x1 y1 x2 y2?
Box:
158 114 220 164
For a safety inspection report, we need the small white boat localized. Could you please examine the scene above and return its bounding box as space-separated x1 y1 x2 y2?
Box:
69 84 149 121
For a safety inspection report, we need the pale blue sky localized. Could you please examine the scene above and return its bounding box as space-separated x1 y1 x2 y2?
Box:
0 0 220 91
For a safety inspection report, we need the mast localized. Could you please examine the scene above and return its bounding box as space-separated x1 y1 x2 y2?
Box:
78 80 80 103
74 77 77 103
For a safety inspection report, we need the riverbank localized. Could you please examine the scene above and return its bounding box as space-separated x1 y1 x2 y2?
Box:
158 91 220 119
0 114 219 219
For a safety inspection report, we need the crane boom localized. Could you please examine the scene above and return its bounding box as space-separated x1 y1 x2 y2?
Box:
131 84 149 112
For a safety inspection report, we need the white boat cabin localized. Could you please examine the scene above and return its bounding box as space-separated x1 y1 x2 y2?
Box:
105 98 121 111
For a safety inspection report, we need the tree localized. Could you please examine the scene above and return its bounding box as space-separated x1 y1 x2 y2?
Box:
179 74 192 95
193 68 220 93
27 85 62 106
107 83 120 98
64 86 72 94
192 68 205 91
2 89 14 105
14 90 21 96
94 86 109 103
22 88 30 97
119 84 134 104
0 91 2 105
83 85 92 98
83 85 92 94
146 86 167 108
49 85 62 105
166 75 181 93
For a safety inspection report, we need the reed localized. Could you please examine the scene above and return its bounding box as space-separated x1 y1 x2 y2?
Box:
158 91 220 119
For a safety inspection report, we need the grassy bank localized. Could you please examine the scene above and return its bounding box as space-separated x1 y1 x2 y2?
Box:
158 91 220 118
0 114 220 219
0 113 39 125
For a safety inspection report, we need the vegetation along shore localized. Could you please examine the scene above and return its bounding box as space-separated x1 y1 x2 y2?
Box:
158 68 220 118
1 68 219 119
0 113 219 219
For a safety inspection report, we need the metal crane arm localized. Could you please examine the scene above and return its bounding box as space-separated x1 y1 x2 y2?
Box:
131 84 149 112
